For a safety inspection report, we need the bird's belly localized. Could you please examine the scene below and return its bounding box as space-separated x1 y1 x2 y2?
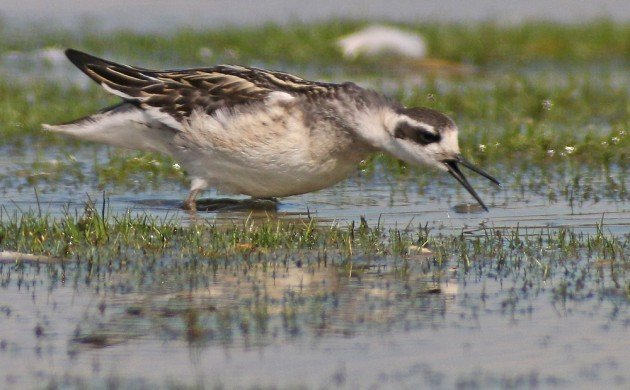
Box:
183 152 364 197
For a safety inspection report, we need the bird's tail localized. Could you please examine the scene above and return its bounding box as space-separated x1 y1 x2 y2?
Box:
42 102 175 155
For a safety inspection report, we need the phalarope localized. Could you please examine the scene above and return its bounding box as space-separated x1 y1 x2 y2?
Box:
44 49 499 211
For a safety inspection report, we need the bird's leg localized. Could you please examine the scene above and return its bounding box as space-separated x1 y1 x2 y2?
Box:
183 189 200 211
185 179 208 211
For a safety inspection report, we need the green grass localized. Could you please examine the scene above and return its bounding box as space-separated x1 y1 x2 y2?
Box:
1 201 627 281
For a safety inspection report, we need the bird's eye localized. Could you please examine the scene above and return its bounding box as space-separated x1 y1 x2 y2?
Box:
394 122 441 145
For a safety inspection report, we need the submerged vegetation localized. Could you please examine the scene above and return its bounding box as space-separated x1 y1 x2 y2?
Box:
1 201 627 296
0 203 628 349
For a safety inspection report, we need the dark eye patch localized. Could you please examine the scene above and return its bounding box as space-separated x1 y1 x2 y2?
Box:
394 122 441 145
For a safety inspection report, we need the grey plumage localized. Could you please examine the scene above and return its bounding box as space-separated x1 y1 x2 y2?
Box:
44 49 499 211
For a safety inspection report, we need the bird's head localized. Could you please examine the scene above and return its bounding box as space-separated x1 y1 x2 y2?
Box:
361 106 500 210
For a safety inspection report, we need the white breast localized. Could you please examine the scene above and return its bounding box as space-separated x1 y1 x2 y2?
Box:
170 100 370 197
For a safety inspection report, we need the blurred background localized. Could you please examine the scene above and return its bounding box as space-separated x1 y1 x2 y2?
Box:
2 0 630 31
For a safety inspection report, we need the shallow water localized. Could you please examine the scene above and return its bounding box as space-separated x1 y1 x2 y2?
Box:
1 253 628 388
2 157 628 234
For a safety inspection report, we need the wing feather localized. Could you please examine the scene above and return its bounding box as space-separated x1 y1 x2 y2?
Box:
67 50 217 121
65 49 338 129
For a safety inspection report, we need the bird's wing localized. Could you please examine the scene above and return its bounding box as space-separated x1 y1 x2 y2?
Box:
65 49 334 129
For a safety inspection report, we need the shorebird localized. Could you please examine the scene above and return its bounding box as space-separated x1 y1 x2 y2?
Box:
44 49 499 211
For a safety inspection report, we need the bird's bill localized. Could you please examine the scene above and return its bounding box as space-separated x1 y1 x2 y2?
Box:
443 155 500 212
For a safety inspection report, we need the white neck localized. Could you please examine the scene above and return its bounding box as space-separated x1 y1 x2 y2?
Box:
351 105 400 150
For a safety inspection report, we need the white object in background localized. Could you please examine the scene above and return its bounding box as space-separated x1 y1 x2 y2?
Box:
337 25 427 59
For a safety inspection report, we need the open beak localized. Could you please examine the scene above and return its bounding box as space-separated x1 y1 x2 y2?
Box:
443 155 500 212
